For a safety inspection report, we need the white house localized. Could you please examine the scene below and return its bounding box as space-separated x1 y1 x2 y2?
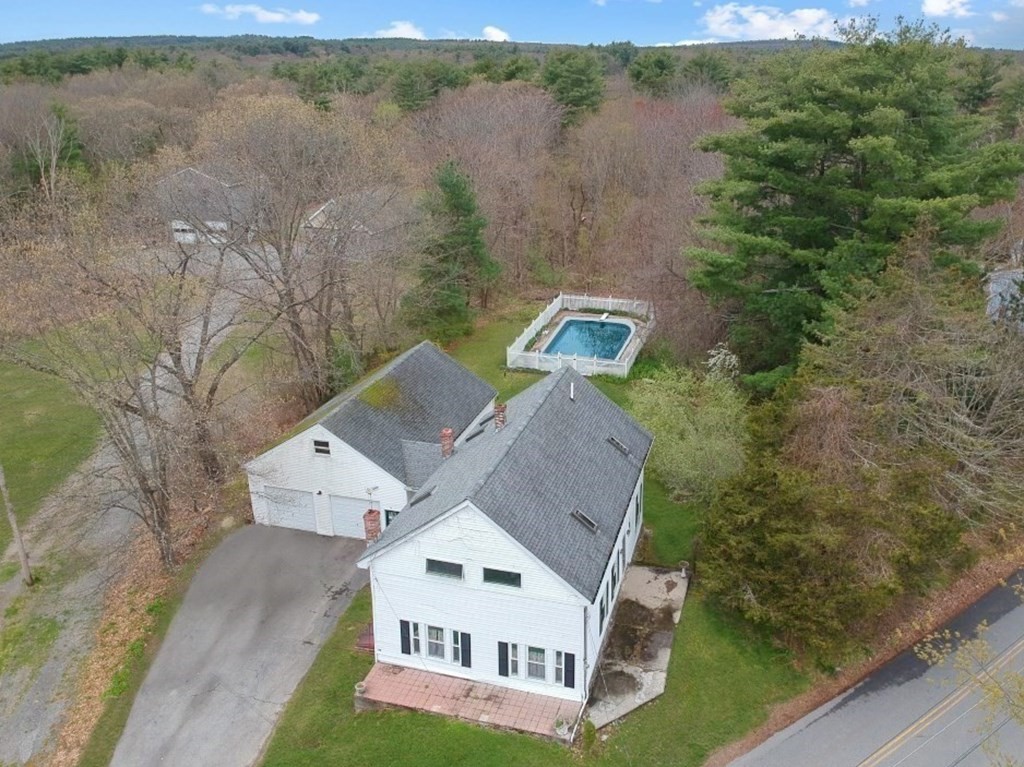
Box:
155 167 251 245
357 367 653 702
245 342 496 538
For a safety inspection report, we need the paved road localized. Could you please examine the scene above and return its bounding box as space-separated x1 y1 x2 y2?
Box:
111 526 368 767
732 572 1024 767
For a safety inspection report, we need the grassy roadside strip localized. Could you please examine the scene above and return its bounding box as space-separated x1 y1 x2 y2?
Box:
73 513 239 767
0 362 100 555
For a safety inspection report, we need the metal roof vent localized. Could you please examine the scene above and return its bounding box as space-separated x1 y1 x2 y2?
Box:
607 436 630 456
571 508 598 533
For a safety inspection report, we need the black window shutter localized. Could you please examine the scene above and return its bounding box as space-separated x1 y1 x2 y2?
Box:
461 632 472 668
497 641 509 677
564 652 576 688
400 620 411 655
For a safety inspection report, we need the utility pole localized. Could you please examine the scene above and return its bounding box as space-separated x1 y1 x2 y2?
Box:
0 461 33 586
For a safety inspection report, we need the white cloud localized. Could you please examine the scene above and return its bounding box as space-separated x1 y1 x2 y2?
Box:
992 10 1009 20
199 3 319 24
950 26 975 42
701 4 836 39
656 37 720 45
921 0 973 17
373 20 426 39
848 0 871 6
482 25 510 42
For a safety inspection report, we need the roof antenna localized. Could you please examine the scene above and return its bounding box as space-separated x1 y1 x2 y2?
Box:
570 381 575 402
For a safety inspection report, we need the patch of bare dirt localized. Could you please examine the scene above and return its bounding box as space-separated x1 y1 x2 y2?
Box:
702 540 1024 767
605 599 676 664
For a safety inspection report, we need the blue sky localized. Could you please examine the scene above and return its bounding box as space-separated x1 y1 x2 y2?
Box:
3 0 1023 49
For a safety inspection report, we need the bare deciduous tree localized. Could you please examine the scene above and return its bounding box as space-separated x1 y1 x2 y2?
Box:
415 82 563 283
0 176 269 566
186 94 411 408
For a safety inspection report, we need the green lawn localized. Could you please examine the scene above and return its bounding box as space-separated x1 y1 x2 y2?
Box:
263 584 805 767
261 309 808 767
0 362 100 556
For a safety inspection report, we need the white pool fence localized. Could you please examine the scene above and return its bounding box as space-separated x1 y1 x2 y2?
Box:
506 294 655 377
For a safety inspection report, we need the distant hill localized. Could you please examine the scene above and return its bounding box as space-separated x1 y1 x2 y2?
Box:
0 34 846 61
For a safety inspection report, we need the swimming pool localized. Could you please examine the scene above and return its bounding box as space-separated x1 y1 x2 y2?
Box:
542 318 634 360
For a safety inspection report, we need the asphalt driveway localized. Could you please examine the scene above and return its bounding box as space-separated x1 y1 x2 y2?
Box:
111 525 368 767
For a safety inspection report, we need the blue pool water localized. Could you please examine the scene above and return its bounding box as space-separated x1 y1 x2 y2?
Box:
543 319 632 360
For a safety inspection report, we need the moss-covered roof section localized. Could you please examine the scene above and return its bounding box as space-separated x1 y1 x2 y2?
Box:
260 342 495 486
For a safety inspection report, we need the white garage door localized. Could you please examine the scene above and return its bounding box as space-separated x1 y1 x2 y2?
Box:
330 495 369 538
264 486 316 532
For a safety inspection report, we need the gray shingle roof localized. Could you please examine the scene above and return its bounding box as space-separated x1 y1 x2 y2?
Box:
156 167 252 225
401 440 444 489
987 269 1023 329
363 367 653 601
309 342 495 486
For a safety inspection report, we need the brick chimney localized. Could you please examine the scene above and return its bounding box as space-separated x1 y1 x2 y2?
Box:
363 508 381 545
440 427 455 459
494 402 507 431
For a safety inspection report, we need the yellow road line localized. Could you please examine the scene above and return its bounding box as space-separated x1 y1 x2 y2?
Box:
857 634 1024 767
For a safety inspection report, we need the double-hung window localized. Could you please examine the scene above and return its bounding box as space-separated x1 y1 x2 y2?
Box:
452 630 462 664
411 623 421 654
554 651 565 684
510 644 519 676
527 646 546 680
313 439 330 455
427 626 445 659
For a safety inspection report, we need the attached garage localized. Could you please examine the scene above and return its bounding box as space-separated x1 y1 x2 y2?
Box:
264 487 316 533
330 495 369 538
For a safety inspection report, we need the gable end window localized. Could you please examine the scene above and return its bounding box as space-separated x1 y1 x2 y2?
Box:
483 568 522 588
426 559 463 578
313 439 331 455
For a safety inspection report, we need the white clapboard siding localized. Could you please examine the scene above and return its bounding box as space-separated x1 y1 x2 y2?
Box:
368 503 590 701
583 473 644 691
263 486 317 532
247 424 408 537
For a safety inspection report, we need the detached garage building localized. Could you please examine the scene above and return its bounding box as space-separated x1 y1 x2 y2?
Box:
245 342 496 538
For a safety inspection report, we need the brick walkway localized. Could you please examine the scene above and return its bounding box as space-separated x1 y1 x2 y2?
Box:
358 663 581 739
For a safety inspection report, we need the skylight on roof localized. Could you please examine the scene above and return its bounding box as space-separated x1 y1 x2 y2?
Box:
409 485 436 506
571 508 598 533
607 436 630 456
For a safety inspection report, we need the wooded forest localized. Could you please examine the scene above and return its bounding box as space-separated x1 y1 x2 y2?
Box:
2 22 1024 661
